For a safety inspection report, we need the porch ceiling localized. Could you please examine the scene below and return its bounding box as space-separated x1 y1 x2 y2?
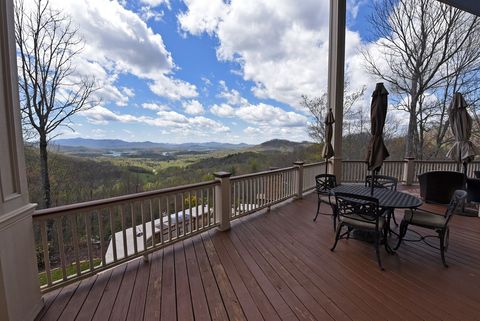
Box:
436 0 480 16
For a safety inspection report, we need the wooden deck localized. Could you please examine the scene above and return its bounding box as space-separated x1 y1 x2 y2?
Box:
36 188 480 321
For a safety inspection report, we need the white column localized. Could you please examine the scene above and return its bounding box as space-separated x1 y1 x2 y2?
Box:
328 0 346 184
0 1 44 320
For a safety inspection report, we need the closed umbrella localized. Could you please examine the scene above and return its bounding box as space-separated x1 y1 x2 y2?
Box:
366 83 390 195
322 108 335 175
446 92 477 175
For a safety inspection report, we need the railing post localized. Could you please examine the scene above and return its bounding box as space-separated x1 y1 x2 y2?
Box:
214 172 232 231
403 157 416 185
293 161 305 199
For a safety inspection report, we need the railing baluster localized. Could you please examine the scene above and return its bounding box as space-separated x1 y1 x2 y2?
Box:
85 213 94 272
141 201 147 252
40 221 52 287
149 200 156 247
174 195 179 238
188 191 193 232
201 189 205 230
108 208 117 263
70 215 81 276
98 211 106 267
167 196 172 241
182 192 186 236
158 198 164 245
131 202 138 255
55 218 67 281
120 204 128 259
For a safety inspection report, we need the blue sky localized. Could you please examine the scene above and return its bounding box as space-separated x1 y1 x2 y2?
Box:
39 0 377 144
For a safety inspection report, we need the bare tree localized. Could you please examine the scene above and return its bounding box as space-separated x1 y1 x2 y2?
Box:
15 0 96 208
362 0 480 158
301 84 366 143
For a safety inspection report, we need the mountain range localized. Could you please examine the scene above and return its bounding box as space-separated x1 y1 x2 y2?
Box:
53 138 252 151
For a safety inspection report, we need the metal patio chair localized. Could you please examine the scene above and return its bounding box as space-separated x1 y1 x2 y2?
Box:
331 192 389 270
395 189 467 267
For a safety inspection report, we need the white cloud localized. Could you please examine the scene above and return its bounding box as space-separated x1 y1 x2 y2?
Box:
182 100 205 115
81 105 229 134
43 0 197 102
218 80 249 106
139 6 164 22
177 0 228 35
211 103 235 117
210 100 308 127
149 75 198 100
179 0 368 109
211 82 308 127
142 103 170 111
140 0 170 8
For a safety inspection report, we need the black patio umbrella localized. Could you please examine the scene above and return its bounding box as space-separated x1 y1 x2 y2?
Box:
322 108 335 175
365 83 390 195
446 92 477 175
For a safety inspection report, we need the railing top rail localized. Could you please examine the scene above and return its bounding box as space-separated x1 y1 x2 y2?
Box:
231 166 296 181
342 160 405 163
303 161 326 168
34 180 219 218
414 160 480 164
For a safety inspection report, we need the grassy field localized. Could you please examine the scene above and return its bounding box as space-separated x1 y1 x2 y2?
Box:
38 258 102 286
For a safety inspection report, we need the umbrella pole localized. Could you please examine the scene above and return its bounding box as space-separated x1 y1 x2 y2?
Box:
325 158 328 176
371 170 375 196
463 162 467 176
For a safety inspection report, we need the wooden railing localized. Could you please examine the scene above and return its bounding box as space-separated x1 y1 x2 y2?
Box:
33 181 218 292
33 157 480 292
413 160 480 182
303 161 327 191
231 167 297 218
342 160 405 183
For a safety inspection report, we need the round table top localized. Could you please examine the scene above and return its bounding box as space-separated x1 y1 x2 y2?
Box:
331 185 423 209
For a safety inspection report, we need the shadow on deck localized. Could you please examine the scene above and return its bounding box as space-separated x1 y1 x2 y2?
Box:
36 187 480 321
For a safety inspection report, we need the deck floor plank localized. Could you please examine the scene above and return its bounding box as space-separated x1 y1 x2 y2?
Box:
142 250 163 321
174 242 194 321
184 238 212 321
91 263 127 321
126 259 151 321
160 246 176 321
193 234 229 321
74 269 113 321
36 188 480 321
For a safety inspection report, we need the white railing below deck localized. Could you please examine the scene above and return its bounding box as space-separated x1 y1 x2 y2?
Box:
33 181 218 292
303 161 327 191
342 160 405 183
231 167 297 218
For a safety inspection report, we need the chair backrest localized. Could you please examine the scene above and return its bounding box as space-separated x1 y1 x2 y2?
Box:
365 174 397 191
444 189 467 225
334 192 381 224
315 174 337 194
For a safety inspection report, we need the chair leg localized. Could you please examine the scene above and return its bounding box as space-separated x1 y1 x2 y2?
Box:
439 230 449 268
394 221 408 250
384 224 395 255
331 205 337 232
375 231 385 271
391 212 398 226
330 223 343 251
346 226 352 239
